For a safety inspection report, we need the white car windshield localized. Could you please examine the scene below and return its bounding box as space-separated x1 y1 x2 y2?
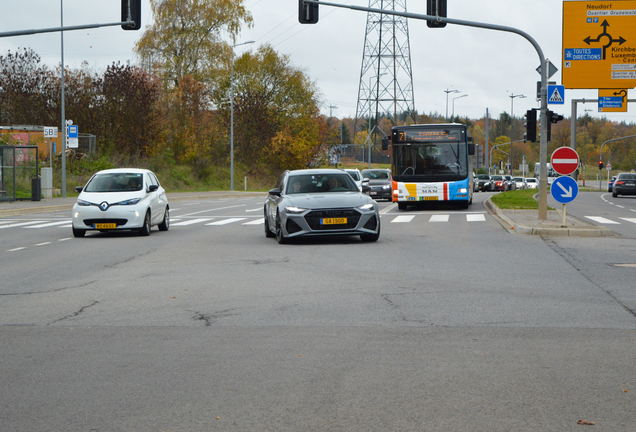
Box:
84 173 143 192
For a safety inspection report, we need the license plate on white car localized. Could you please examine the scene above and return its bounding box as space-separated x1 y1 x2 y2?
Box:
94 223 116 229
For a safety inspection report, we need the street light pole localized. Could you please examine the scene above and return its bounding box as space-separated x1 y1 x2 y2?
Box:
583 108 592 186
444 89 460 122
230 40 254 191
509 93 526 176
451 94 467 120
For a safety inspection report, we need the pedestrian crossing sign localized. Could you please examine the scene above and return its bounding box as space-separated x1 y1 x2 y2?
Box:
547 85 565 105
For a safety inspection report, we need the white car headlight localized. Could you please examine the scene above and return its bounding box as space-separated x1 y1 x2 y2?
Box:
357 203 375 211
285 206 306 214
77 199 91 206
382 185 391 189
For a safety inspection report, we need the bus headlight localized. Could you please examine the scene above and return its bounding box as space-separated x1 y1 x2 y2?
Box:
458 188 468 193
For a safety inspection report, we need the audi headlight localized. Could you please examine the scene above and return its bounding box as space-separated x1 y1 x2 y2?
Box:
77 199 91 206
382 185 390 190
118 198 142 206
285 206 306 214
357 203 375 211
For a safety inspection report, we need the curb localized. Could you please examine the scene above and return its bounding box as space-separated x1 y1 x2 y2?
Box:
484 198 614 237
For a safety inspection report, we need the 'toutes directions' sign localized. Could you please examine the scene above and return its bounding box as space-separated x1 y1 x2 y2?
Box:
551 147 580 176
562 0 636 89
551 176 579 205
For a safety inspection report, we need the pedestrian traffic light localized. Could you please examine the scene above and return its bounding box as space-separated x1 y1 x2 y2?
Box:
524 109 537 143
427 0 447 28
599 160 604 170
121 0 141 30
298 0 319 24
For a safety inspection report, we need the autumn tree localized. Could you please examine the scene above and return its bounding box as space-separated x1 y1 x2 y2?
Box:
134 0 253 89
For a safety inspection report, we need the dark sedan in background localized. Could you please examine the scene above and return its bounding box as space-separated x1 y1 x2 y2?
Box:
361 168 393 201
475 174 494 191
612 173 636 197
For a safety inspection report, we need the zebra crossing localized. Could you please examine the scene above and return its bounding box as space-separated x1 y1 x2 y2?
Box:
4 213 636 231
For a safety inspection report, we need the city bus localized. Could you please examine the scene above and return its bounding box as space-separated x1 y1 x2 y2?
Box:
534 162 558 184
385 123 475 209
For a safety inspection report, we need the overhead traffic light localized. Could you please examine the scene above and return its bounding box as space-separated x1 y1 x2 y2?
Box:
427 0 447 28
524 109 537 143
121 0 141 30
298 0 319 24
599 160 604 170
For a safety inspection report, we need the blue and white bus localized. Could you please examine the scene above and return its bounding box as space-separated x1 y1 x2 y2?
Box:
387 123 475 209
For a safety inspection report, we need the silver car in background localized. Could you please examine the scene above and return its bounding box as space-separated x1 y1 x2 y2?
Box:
264 169 381 243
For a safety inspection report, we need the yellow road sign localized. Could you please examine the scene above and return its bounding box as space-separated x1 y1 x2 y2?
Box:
563 1 636 89
598 88 628 112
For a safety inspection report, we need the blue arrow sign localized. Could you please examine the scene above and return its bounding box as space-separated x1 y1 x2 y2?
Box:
550 176 579 204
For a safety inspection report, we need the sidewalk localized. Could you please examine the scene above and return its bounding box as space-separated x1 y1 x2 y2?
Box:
0 191 268 218
484 198 613 237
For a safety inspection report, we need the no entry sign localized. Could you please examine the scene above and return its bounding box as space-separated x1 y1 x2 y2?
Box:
551 147 580 176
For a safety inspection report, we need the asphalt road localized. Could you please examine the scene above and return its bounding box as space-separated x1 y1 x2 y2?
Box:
1 193 635 431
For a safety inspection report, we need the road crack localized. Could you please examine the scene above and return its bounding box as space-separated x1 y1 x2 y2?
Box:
48 300 99 325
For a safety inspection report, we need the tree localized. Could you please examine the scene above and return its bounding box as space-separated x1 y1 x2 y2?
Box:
135 0 253 89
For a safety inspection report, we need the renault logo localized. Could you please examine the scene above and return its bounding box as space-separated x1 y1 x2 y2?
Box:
99 202 109 211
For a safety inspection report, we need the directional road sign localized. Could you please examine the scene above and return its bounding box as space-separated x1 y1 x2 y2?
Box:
562 0 636 89
551 176 579 204
551 147 580 176
598 88 628 112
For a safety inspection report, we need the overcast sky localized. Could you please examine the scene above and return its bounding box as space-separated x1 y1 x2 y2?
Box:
1 0 633 124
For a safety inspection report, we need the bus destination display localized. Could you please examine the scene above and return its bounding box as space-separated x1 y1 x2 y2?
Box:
394 129 462 143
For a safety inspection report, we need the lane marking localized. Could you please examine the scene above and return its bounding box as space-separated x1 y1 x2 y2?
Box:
24 220 72 228
246 207 262 212
243 218 265 225
178 204 246 217
206 218 246 225
584 216 620 224
171 218 213 226
380 203 397 214
7 247 27 252
35 242 51 246
466 214 486 222
429 215 449 222
0 221 45 229
391 215 414 223
619 217 636 224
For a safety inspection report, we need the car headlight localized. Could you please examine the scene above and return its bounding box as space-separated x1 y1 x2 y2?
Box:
382 185 391 190
77 199 91 206
284 206 306 214
117 198 142 206
357 203 375 211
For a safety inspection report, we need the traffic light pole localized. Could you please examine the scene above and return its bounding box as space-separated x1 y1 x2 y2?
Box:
302 0 550 219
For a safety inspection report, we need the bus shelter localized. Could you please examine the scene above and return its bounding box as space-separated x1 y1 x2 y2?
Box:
0 145 40 202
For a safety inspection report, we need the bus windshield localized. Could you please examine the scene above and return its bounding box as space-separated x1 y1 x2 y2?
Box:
393 142 468 182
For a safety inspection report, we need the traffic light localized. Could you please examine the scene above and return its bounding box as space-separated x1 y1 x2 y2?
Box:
546 110 564 142
298 0 319 24
427 0 447 28
121 0 141 30
524 109 537 143
599 160 604 170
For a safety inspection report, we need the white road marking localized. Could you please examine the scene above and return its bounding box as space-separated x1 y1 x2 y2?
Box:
380 203 397 214
35 242 51 246
0 221 45 229
391 215 414 223
429 215 449 222
242 218 265 225
7 247 27 252
206 218 246 225
246 207 262 212
584 216 620 224
24 220 72 228
466 214 486 222
619 218 636 224
171 218 213 226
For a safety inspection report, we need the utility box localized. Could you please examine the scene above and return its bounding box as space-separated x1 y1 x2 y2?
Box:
31 176 41 201
41 167 53 199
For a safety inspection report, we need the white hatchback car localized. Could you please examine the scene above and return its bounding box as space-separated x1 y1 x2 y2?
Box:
72 168 169 237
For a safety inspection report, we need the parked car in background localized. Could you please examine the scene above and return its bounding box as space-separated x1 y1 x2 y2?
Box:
513 177 527 190
361 168 393 201
525 177 538 189
344 168 363 190
608 175 617 192
264 169 381 243
475 174 494 192
612 173 636 197
72 168 169 238
504 175 516 191
491 175 507 191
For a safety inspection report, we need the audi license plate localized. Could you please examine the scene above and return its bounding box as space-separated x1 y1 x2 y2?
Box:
94 223 116 229
321 217 347 225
